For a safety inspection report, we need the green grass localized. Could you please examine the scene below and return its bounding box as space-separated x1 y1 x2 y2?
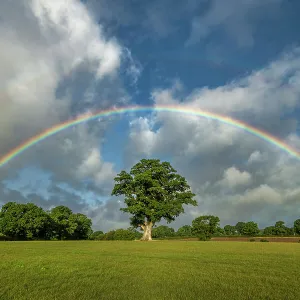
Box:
0 241 299 300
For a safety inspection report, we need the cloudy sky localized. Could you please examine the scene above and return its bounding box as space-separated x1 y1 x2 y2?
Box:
1 0 300 231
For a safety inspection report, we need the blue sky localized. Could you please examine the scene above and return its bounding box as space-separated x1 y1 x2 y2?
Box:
1 0 300 231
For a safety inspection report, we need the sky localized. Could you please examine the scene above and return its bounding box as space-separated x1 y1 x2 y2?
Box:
1 0 300 232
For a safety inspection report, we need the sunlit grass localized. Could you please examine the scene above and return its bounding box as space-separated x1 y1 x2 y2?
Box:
0 241 299 300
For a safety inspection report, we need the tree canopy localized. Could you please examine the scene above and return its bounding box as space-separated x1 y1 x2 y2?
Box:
0 202 92 240
192 215 220 240
111 158 197 240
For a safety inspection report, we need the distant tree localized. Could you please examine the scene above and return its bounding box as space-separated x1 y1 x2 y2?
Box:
0 202 53 240
152 225 175 238
235 222 246 235
192 215 220 240
176 225 193 237
49 206 73 240
89 231 104 240
274 221 288 236
68 213 93 239
111 159 197 241
213 226 225 237
127 226 143 239
294 219 300 235
103 230 116 240
224 225 236 236
241 221 260 236
263 226 275 236
286 227 295 236
49 206 92 240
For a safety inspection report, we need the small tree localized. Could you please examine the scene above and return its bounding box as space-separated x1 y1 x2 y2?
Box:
274 221 288 236
111 159 197 241
192 215 220 240
241 221 259 236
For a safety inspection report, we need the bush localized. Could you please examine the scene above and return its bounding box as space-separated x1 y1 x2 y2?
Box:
89 231 104 240
113 229 135 240
249 238 256 242
260 239 269 242
103 230 116 240
0 234 13 241
198 235 211 241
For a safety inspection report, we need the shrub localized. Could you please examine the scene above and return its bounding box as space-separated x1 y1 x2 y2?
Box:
113 229 135 240
249 238 256 242
103 230 116 240
198 234 211 241
89 231 104 240
260 239 269 242
0 234 13 241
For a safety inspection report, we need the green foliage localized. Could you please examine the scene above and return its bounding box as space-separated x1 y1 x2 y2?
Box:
249 238 256 242
111 159 197 239
89 231 104 240
152 225 175 238
263 226 275 236
240 221 260 236
0 202 92 241
294 219 300 235
260 239 269 242
127 227 143 239
103 230 116 240
113 229 136 240
235 222 246 235
224 225 236 236
0 202 53 240
192 215 220 240
273 221 288 236
176 225 193 237
198 234 210 241
213 226 225 236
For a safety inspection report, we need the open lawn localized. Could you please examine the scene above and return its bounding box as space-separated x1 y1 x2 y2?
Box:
0 241 299 300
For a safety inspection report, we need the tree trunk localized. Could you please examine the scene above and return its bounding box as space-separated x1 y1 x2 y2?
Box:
140 222 153 241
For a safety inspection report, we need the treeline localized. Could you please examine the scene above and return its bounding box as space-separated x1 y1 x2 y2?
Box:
90 216 300 241
0 202 92 241
1 202 300 241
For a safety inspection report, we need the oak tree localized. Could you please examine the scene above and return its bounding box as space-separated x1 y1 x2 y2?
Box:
111 159 197 241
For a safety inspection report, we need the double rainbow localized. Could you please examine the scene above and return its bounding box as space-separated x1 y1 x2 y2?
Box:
0 105 299 168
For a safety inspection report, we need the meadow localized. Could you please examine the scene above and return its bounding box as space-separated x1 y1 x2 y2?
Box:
0 241 299 300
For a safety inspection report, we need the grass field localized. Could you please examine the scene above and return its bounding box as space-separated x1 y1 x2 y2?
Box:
1 241 299 300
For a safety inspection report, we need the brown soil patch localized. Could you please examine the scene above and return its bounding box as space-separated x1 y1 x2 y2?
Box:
211 237 300 243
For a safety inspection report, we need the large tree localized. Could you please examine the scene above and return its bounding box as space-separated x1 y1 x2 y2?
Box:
111 159 197 241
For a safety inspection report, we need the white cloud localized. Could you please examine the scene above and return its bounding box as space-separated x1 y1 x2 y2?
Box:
247 151 265 164
0 0 129 191
218 167 252 188
126 46 300 228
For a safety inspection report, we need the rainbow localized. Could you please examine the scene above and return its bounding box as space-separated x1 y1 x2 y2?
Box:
0 105 299 168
